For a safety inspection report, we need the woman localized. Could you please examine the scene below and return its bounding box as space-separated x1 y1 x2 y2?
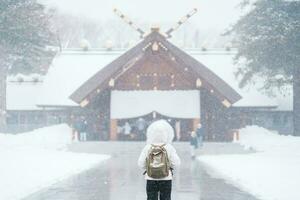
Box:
190 131 198 159
138 120 180 200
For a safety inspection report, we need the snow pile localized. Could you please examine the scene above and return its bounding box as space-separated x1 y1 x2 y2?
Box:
0 124 110 200
198 126 300 200
238 126 300 153
0 124 71 150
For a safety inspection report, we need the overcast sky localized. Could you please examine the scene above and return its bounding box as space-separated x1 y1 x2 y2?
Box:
43 0 244 33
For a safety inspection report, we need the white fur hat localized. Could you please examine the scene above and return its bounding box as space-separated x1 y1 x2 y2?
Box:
146 120 174 144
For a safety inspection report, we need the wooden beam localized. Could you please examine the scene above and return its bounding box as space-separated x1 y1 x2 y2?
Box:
222 99 232 108
165 8 198 38
80 99 89 107
113 8 145 38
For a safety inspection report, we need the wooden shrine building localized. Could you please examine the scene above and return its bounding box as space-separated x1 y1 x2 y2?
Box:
69 28 242 141
3 9 293 139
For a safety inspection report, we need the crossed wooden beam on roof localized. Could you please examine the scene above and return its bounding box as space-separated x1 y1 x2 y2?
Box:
113 8 198 38
113 8 145 38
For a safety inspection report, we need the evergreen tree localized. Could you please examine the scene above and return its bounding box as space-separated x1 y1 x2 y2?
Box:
0 0 55 130
227 0 300 135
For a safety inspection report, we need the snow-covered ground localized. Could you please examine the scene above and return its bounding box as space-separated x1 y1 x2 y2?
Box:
198 126 300 200
0 124 110 200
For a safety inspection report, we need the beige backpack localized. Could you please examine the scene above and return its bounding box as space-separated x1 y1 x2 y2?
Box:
146 144 170 179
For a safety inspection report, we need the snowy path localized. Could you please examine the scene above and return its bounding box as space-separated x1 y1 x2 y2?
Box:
22 142 260 200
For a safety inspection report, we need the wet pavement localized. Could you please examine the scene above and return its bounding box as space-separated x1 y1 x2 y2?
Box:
22 142 260 200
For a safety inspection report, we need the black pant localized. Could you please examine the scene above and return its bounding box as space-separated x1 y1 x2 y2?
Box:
146 180 172 200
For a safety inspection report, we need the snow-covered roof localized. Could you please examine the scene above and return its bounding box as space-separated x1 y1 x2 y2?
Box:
190 52 293 110
6 82 43 111
70 32 241 104
33 48 292 111
111 90 200 119
37 50 121 106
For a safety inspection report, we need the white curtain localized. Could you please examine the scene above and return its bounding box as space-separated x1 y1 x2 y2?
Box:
110 90 200 119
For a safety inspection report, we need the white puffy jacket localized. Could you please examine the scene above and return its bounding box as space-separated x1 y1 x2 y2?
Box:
137 120 181 180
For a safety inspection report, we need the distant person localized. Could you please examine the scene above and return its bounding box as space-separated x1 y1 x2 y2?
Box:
79 119 88 141
138 120 180 200
175 121 181 141
74 116 87 142
71 120 79 142
195 123 204 147
190 131 198 159
136 117 146 140
73 117 82 141
123 122 131 140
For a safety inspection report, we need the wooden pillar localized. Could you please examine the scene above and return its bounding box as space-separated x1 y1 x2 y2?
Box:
110 119 118 141
200 89 210 141
193 118 200 132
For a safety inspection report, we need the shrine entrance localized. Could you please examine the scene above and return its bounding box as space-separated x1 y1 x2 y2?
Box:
112 112 198 141
109 90 200 141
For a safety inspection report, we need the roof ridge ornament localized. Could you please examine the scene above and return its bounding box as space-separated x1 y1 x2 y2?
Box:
152 42 159 51
113 8 145 38
165 8 198 38
113 7 198 39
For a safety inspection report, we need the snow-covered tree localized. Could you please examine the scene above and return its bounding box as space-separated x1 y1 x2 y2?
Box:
51 12 142 49
227 0 300 135
0 0 55 130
